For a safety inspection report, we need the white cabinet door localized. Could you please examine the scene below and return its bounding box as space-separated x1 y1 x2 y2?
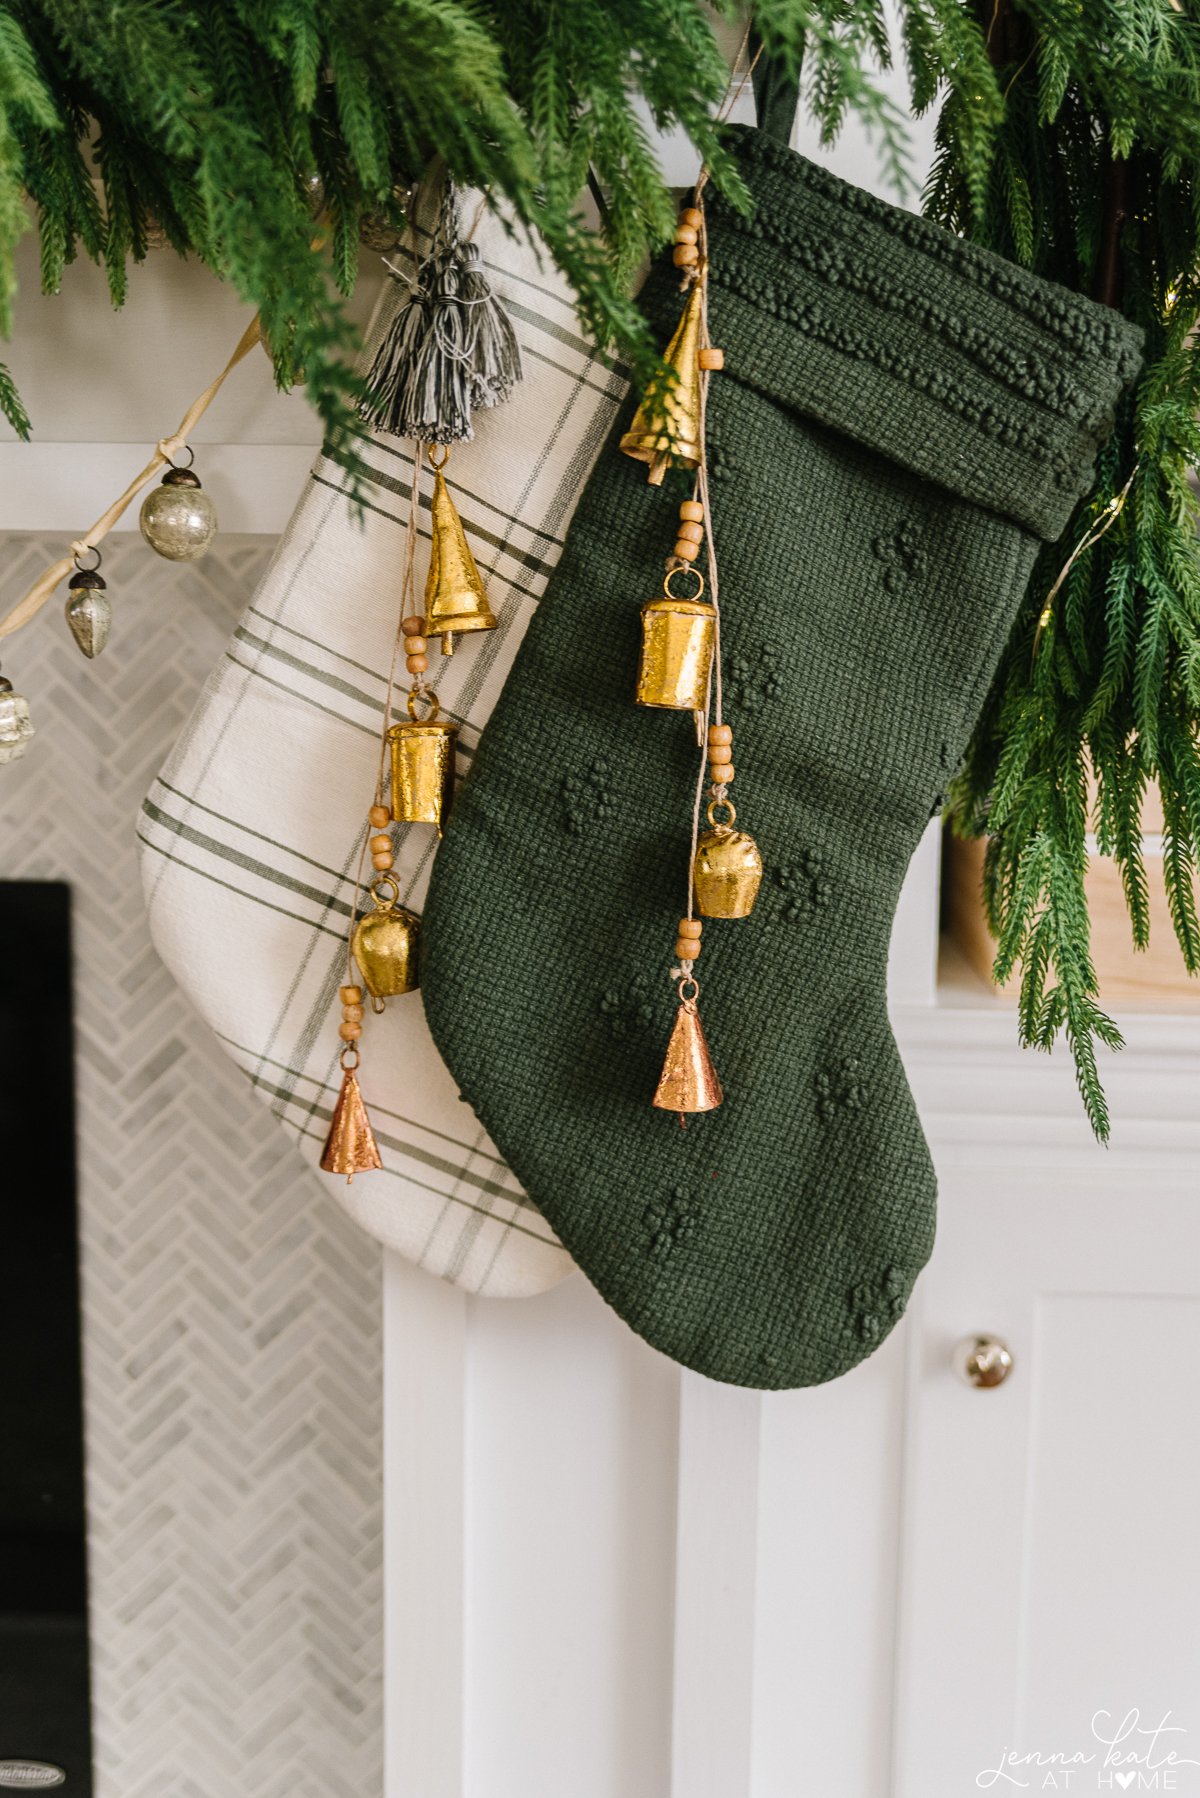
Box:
894 1152 1200 1796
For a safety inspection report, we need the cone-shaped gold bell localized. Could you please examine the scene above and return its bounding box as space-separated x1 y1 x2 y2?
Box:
320 1064 383 1183
652 995 723 1117
423 455 496 657
620 281 704 485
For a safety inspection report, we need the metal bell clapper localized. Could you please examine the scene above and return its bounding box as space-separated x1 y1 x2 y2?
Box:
0 665 34 765
620 280 703 485
423 445 496 657
652 976 723 1120
636 567 717 711
693 800 763 919
351 875 421 1009
387 690 458 836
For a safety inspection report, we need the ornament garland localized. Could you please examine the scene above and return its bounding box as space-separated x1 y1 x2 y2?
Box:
320 188 520 1181
621 184 763 1124
0 313 261 756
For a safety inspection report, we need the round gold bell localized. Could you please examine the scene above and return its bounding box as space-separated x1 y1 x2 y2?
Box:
693 803 762 919
352 876 420 1005
388 691 457 835
636 568 717 712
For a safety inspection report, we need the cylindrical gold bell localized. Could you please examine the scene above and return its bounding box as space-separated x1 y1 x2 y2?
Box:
693 806 763 919
352 877 420 1003
637 570 717 711
388 696 458 835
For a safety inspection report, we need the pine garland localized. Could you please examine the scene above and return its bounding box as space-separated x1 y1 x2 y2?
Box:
3 0 1199 1133
0 1 909 442
916 0 1200 1139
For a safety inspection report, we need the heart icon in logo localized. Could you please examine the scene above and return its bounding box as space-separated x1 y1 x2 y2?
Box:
1114 1773 1137 1791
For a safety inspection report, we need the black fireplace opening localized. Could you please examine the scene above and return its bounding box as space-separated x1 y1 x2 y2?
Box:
0 881 91 1792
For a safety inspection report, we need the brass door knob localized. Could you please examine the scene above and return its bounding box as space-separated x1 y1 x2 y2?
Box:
954 1334 1014 1388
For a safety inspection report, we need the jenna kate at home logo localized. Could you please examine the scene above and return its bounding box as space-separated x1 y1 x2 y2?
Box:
977 1711 1199 1790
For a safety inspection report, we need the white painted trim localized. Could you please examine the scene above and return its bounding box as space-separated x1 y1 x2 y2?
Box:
383 1252 467 1798
670 1375 763 1798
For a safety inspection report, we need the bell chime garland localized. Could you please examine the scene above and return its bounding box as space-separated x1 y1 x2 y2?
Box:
619 182 764 1121
321 185 511 1180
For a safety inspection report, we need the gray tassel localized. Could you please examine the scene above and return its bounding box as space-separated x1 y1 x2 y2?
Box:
459 241 522 412
358 190 523 446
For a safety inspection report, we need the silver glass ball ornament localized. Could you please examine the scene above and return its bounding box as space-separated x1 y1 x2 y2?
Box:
140 465 218 562
65 566 112 658
0 667 34 765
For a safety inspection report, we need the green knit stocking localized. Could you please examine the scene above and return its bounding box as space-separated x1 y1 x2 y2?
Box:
421 128 1141 1388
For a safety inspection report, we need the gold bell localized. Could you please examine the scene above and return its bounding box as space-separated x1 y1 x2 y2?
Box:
637 567 717 711
320 1055 383 1183
423 445 496 657
653 980 724 1120
693 802 763 919
388 692 458 836
352 875 421 1006
620 281 704 485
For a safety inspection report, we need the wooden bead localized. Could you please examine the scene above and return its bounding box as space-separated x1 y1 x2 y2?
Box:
404 634 428 657
401 615 425 637
370 832 392 854
368 804 390 828
673 224 698 245
672 243 699 268
406 653 429 675
679 500 704 523
674 938 700 962
708 723 732 745
339 985 363 1006
678 918 703 941
699 346 725 371
338 1020 363 1041
676 520 704 545
673 538 700 561
710 765 734 784
680 207 702 228
341 1003 365 1023
371 850 394 871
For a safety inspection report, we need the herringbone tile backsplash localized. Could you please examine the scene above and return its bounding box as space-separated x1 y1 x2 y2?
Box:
0 534 383 1796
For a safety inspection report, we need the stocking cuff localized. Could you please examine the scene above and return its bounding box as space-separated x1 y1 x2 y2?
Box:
707 127 1143 542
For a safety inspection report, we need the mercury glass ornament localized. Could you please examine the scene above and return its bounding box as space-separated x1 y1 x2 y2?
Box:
65 567 112 658
0 670 34 764
139 466 218 562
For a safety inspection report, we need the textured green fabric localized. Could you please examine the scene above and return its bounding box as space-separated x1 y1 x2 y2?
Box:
421 127 1142 1388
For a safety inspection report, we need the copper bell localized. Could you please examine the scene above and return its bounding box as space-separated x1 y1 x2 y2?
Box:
620 281 704 485
388 691 458 836
693 802 763 919
320 1055 383 1183
352 875 421 1006
423 445 496 657
637 568 717 711
653 980 723 1119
